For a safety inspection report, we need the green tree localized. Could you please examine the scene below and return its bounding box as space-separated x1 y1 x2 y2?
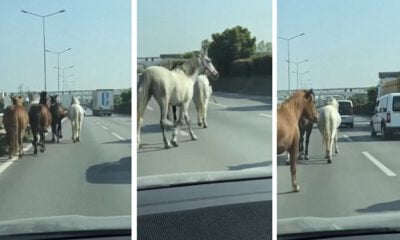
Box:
208 26 256 75
367 86 377 104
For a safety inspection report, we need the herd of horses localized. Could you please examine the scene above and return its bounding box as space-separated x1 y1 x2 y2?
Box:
137 40 219 149
2 92 84 159
277 89 342 192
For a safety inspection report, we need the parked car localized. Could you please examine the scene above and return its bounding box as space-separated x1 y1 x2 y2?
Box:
338 100 354 128
370 93 400 139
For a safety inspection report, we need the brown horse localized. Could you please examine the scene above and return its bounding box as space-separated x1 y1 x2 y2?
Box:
50 95 67 143
28 91 52 154
2 96 29 159
277 89 318 192
298 117 314 160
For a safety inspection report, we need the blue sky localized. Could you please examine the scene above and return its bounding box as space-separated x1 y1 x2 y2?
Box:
0 0 130 92
278 0 400 90
138 0 272 57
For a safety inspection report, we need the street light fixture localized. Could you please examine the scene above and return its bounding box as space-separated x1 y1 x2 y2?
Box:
21 9 66 91
289 59 308 89
278 33 305 93
46 48 72 91
54 65 73 91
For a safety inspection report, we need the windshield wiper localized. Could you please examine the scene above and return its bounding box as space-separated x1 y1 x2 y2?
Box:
0 229 131 240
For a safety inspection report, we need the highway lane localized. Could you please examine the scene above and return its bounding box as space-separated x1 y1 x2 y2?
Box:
0 111 131 221
278 115 400 219
138 92 272 177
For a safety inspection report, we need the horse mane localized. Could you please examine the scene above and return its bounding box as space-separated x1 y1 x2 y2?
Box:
39 91 48 105
71 97 80 105
326 98 339 110
175 56 200 76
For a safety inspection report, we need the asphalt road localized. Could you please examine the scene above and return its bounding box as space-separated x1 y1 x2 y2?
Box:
0 110 131 221
278 115 400 219
138 92 272 177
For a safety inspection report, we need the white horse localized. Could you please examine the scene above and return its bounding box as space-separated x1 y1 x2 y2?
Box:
137 40 219 149
69 96 84 143
193 74 213 128
317 98 341 163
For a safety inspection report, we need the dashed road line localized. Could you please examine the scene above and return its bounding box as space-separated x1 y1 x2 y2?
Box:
362 151 396 177
101 126 108 130
112 132 126 141
209 102 227 107
147 106 154 111
342 134 352 142
259 113 272 118
0 117 68 175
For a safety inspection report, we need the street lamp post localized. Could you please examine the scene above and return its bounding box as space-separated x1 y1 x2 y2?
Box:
54 65 73 91
46 48 72 91
278 33 305 93
21 9 66 91
289 59 308 89
295 70 310 88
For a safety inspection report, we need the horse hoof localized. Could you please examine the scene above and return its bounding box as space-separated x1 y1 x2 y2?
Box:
327 159 332 164
298 155 303 160
203 124 208 128
305 155 309 160
165 143 173 149
77 138 80 142
60 135 63 139
285 159 290 165
40 148 45 153
18 154 23 159
191 135 198 140
335 150 339 154
293 185 300 192
171 140 179 147
198 122 202 127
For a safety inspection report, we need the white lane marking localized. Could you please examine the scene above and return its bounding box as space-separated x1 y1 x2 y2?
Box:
342 134 352 142
259 113 272 118
362 151 396 177
102 126 108 130
112 132 126 141
209 102 227 107
0 117 68 174
146 106 154 111
95 122 100 125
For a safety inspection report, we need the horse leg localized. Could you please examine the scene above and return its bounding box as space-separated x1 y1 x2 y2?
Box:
32 130 38 154
137 92 151 149
334 131 339 154
71 121 76 143
158 99 172 149
203 99 209 128
39 130 45 152
183 105 198 141
76 117 81 142
18 128 24 158
51 121 56 143
59 119 63 139
171 107 184 147
298 128 304 160
196 103 202 127
289 138 300 192
57 119 62 142
327 134 333 164
305 128 312 160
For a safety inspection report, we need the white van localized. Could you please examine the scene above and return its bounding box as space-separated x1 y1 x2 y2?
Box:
370 93 400 139
338 100 354 128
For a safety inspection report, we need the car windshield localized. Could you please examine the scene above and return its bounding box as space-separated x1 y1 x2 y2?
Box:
277 0 400 237
137 0 272 185
0 0 131 236
339 102 352 115
392 96 400 111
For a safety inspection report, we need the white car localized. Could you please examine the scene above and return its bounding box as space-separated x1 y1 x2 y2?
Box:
371 93 400 139
338 100 354 128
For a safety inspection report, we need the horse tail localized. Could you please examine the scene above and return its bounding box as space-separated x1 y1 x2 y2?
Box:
137 72 152 127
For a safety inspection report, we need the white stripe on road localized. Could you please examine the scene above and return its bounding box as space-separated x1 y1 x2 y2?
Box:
259 113 272 118
342 134 352 142
101 126 108 130
209 102 227 107
146 106 154 111
112 132 126 141
0 117 68 175
95 122 100 125
362 151 396 177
